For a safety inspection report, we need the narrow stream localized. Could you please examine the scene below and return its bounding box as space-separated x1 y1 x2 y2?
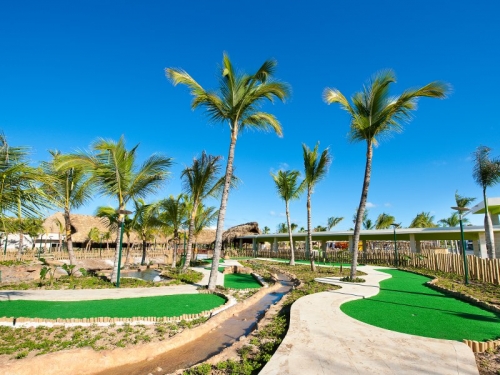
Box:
96 274 293 375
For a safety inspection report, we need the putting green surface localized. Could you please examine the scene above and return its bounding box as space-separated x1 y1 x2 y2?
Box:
0 294 226 319
341 269 500 342
224 274 261 289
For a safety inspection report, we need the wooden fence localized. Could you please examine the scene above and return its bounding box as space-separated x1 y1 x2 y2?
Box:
236 248 500 285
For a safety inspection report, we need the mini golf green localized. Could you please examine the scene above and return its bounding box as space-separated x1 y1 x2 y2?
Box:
224 274 261 289
341 269 500 342
0 294 225 319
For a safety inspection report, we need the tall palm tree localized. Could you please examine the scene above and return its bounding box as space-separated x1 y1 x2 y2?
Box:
85 227 100 251
472 146 500 259
324 70 449 279
375 213 395 229
57 137 172 283
455 191 476 209
181 152 224 270
158 194 188 268
303 143 331 271
131 199 162 265
327 216 344 230
410 212 437 228
41 150 93 265
271 169 304 265
167 54 290 290
263 226 270 234
276 222 288 233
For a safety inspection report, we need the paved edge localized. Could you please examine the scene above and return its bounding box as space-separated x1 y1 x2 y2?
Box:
260 265 479 375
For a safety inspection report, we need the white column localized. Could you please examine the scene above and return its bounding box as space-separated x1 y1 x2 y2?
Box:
495 232 500 258
273 238 278 252
475 233 488 258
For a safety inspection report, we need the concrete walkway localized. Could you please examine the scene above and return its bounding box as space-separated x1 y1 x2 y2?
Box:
260 265 479 375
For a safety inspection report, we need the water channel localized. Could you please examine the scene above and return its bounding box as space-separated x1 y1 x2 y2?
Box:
96 274 293 375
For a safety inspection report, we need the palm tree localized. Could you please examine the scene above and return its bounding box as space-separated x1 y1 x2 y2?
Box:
314 225 327 232
276 222 287 233
303 143 332 271
410 212 437 228
158 194 188 268
58 137 172 283
263 226 270 234
324 70 449 279
271 169 304 265
181 152 224 270
375 213 395 229
85 227 100 251
327 216 344 230
167 53 290 290
41 150 93 265
472 146 500 259
131 199 161 265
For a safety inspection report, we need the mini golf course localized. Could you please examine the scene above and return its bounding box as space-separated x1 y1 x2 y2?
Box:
224 274 261 289
341 269 500 342
0 294 226 319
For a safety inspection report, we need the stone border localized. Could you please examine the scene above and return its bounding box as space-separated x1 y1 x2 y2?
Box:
402 268 500 353
0 291 233 328
0 281 283 375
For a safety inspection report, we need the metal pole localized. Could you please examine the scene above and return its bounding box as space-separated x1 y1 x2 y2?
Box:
459 214 469 285
3 234 7 255
116 219 125 288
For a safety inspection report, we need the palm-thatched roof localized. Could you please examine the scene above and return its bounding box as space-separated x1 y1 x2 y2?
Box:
195 229 216 245
222 222 261 245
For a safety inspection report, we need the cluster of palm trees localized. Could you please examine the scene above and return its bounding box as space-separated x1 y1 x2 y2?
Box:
3 52 498 294
0 135 223 286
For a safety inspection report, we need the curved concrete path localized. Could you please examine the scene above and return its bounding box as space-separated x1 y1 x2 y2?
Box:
260 265 479 375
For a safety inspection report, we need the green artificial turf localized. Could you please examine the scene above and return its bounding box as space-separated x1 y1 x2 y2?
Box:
205 258 225 263
224 273 261 289
0 294 225 319
340 269 500 342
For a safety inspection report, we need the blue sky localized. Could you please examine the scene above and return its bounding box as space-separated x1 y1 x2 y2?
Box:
1 1 499 231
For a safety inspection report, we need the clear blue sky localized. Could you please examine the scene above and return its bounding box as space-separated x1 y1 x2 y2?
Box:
1 1 499 230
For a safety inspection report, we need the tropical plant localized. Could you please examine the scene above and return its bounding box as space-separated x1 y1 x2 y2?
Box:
276 222 287 233
324 70 449 279
41 150 93 264
167 53 290 290
96 206 134 266
271 169 304 265
57 137 172 283
85 227 100 251
181 152 225 270
131 199 161 265
327 216 344 230
263 226 270 234
158 194 188 268
193 204 218 259
455 190 476 209
302 143 331 271
314 225 327 232
410 212 437 228
375 213 395 229
24 218 45 250
472 146 500 259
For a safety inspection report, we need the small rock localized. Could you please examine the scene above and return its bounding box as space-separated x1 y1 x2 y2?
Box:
156 367 163 372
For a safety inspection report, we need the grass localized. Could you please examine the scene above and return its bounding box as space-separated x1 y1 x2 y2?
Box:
0 294 225 319
224 274 261 289
340 269 500 342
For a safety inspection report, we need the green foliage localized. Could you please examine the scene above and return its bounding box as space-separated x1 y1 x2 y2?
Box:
160 268 203 284
339 276 365 283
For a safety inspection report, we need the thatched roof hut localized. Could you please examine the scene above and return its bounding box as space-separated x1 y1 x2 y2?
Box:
222 222 261 247
195 229 216 245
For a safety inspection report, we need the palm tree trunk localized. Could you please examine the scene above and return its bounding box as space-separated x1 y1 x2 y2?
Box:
483 189 496 259
208 127 237 290
182 209 196 271
307 188 316 272
286 200 295 266
64 209 77 265
141 238 147 265
124 236 131 267
351 141 373 280
172 240 178 268
110 217 123 284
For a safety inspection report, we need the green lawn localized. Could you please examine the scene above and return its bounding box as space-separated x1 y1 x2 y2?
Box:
224 273 261 289
341 269 500 342
0 294 226 319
